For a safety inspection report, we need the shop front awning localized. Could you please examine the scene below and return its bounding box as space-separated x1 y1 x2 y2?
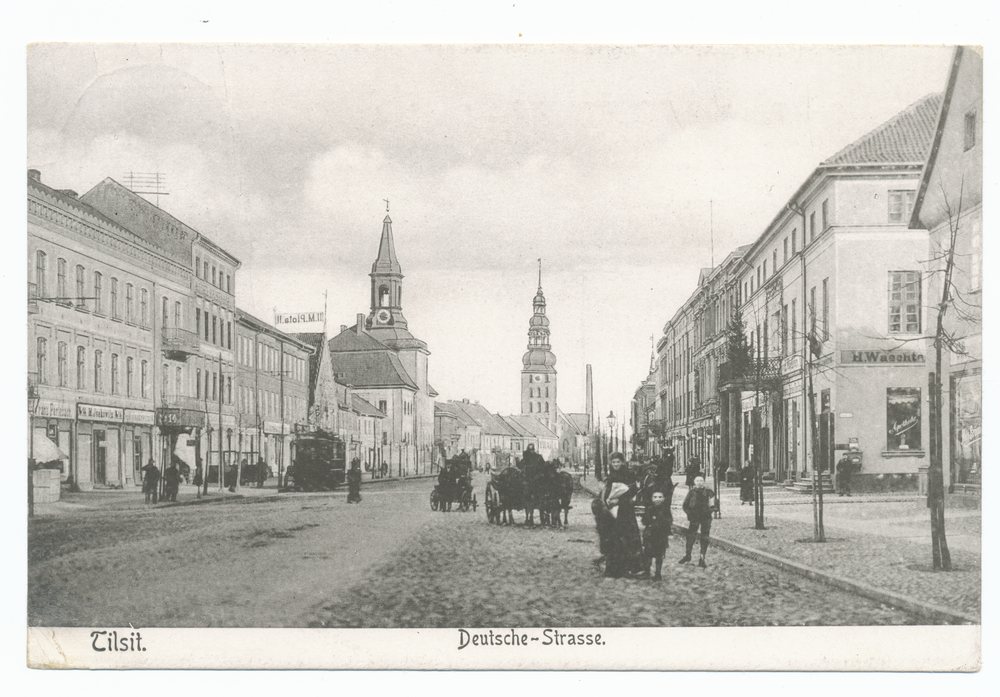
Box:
32 433 68 463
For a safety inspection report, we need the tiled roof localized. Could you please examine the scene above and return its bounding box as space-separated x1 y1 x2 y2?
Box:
328 325 393 352
448 401 481 427
351 394 385 418
822 93 943 166
562 412 591 435
499 415 533 438
453 401 513 436
505 415 558 439
327 350 418 390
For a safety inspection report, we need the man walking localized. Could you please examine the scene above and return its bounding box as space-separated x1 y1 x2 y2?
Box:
836 455 855 496
679 475 717 568
141 459 160 505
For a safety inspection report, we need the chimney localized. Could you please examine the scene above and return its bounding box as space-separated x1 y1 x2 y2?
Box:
356 313 365 334
340 325 347 333
27 169 41 182
58 189 79 199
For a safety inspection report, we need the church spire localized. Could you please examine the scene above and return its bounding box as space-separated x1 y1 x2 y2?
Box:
371 214 401 275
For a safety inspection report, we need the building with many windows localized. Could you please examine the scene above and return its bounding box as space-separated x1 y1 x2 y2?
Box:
647 93 944 491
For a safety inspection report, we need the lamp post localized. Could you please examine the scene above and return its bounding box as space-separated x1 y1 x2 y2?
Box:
28 374 40 518
607 411 617 455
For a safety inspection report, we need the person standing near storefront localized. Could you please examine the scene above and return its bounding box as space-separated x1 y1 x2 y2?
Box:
140 459 159 505
836 455 855 497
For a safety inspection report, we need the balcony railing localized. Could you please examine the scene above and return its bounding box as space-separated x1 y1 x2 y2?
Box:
161 327 200 359
718 357 784 391
158 394 207 412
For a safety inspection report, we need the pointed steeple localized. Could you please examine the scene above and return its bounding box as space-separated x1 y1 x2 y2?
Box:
371 215 401 275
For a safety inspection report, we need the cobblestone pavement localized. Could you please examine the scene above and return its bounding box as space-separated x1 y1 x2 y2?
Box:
313 486 920 628
628 480 981 619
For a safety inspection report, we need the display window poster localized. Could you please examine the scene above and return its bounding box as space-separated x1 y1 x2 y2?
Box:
887 387 922 451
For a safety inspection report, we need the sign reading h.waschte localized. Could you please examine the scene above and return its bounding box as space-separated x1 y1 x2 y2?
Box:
841 349 925 364
274 311 324 325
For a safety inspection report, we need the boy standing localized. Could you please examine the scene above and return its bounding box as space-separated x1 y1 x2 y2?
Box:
679 475 716 568
641 491 672 580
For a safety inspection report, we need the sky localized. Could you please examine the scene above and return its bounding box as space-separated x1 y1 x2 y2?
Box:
26 43 955 431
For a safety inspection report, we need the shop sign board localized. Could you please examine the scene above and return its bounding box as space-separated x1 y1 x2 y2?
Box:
36 400 74 419
155 408 206 428
841 349 925 365
124 409 155 425
77 403 124 422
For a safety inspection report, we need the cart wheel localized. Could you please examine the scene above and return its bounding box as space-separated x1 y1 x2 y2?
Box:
430 489 439 511
460 489 472 512
484 486 496 523
472 493 478 513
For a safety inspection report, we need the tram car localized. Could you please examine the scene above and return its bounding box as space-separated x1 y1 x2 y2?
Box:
285 431 346 491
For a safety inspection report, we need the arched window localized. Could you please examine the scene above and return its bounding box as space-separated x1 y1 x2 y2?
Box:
528 402 533 413
94 350 103 392
93 272 102 314
76 346 86 389
126 357 134 396
141 360 148 398
110 278 119 319
125 283 134 323
57 341 67 386
76 265 85 306
545 386 549 398
36 338 47 384
57 258 67 300
140 288 148 327
379 285 390 307
545 402 549 413
162 296 169 329
111 354 120 394
35 251 47 297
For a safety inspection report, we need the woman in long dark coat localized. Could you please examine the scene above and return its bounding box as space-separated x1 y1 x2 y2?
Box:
739 461 755 505
602 452 645 578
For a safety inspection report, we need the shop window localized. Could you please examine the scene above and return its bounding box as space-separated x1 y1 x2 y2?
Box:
887 387 921 452
888 271 921 333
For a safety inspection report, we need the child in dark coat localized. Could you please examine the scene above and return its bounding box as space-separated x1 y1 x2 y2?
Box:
641 491 672 580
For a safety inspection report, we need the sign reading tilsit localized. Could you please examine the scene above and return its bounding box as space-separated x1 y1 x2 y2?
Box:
275 311 324 326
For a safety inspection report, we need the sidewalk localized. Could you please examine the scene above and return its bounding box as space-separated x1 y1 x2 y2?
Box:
579 476 981 623
32 472 438 516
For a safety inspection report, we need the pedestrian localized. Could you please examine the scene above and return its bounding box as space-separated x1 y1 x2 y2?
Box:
437 462 455 512
679 475 717 568
601 452 644 578
140 458 160 505
347 458 362 503
739 460 755 505
380 461 389 479
163 461 182 503
663 447 676 476
641 490 672 580
684 455 702 487
193 463 203 499
836 455 855 497
654 455 676 506
582 459 590 480
256 457 268 488
226 462 238 492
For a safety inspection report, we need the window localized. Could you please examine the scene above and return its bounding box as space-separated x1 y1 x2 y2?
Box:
195 256 201 278
57 258 67 300
35 251 47 297
964 110 976 151
111 278 119 318
792 228 797 255
76 265 85 307
227 377 232 404
756 265 761 287
93 272 103 314
212 266 217 285
783 238 788 263
227 274 231 294
763 260 767 280
822 277 829 340
176 366 182 395
162 364 169 395
57 341 67 386
76 346 86 389
772 249 778 273
140 288 148 327
141 360 148 398
809 212 816 242
203 261 209 279
822 199 829 230
174 301 181 329
196 368 202 399
791 298 797 353
36 338 47 383
378 400 387 413
127 357 134 396
205 371 211 401
212 316 217 344
125 284 134 323
887 387 921 451
196 308 201 337
888 190 916 223
212 372 218 401
204 308 210 341
781 304 789 355
227 321 232 349
809 286 816 331
94 350 103 392
889 271 921 333
111 354 120 394
162 296 169 329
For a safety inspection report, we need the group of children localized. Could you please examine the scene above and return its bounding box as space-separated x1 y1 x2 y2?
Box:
635 475 718 580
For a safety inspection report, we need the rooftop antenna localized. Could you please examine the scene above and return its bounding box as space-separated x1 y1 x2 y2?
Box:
123 172 169 208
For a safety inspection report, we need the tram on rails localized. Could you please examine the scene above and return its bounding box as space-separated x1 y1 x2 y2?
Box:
285 430 347 491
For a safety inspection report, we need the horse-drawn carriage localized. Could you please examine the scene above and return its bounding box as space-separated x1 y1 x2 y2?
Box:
484 453 574 527
431 455 478 512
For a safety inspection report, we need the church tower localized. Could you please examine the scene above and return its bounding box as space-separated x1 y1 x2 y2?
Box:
367 215 409 333
521 261 557 433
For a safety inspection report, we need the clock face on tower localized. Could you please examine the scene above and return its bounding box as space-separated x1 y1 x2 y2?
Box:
533 375 542 382
376 309 391 324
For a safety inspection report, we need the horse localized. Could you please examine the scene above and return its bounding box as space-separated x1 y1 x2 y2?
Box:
490 466 525 525
554 470 574 526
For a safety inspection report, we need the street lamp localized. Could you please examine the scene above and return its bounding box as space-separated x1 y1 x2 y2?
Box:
607 411 617 454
